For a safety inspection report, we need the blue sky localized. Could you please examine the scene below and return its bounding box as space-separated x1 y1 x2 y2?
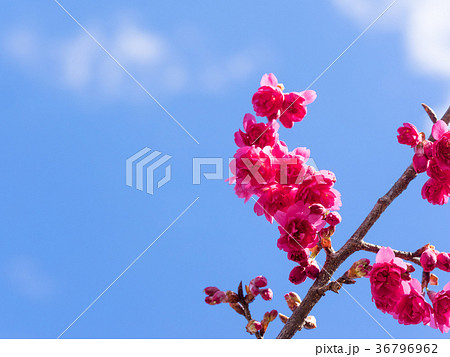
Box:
0 0 449 339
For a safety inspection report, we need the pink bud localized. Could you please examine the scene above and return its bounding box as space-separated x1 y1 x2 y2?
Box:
284 292 302 311
423 140 433 159
289 266 307 285
263 309 278 322
413 153 429 173
309 203 327 215
436 252 450 272
252 276 268 288
260 288 273 301
347 258 372 278
304 315 317 329
211 290 227 304
204 286 220 296
305 260 320 280
326 212 342 226
420 248 437 272
246 320 262 334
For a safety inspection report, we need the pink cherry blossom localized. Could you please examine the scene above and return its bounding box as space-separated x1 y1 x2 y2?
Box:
252 74 284 119
429 282 450 333
254 184 298 223
427 158 450 183
369 247 409 313
275 201 326 252
437 252 450 272
393 278 432 326
431 120 449 141
432 132 450 171
296 169 342 210
421 178 450 206
273 149 310 185
397 123 421 147
420 248 438 272
279 90 316 128
229 146 275 202
234 113 279 149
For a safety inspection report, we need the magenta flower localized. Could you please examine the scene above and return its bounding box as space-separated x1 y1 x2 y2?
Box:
273 147 311 185
413 152 429 173
234 113 279 149
437 252 450 272
421 178 450 205
275 201 326 252
287 249 309 264
427 158 450 183
433 132 450 171
254 184 298 223
393 278 432 326
296 169 342 211
429 282 450 333
431 120 449 142
279 90 317 129
370 247 409 313
397 123 421 147
229 146 275 202
252 74 284 119
420 248 438 272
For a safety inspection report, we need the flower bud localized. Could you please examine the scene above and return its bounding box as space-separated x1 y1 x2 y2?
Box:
279 313 289 324
423 140 433 159
226 290 239 304
347 258 372 278
289 266 307 285
260 288 273 301
252 276 268 288
305 260 320 280
309 203 327 215
420 248 437 272
304 315 317 330
284 292 302 311
326 212 342 226
320 226 335 240
413 152 429 173
204 286 220 296
263 309 278 323
246 320 262 334
436 252 450 272
211 290 227 304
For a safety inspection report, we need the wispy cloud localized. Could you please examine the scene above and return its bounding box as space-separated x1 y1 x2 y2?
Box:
1 15 264 100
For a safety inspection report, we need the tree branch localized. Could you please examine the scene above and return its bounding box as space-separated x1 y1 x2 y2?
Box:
276 106 450 339
358 241 421 266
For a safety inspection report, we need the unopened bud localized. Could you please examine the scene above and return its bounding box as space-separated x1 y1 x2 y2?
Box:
320 226 335 240
263 309 278 323
326 212 342 226
204 286 220 296
305 260 320 280
287 249 309 264
309 203 327 215
284 291 302 311
347 258 372 278
252 276 268 288
437 252 450 272
279 313 289 324
289 265 307 285
226 290 239 304
304 315 317 330
246 320 262 335
260 288 273 301
420 248 437 272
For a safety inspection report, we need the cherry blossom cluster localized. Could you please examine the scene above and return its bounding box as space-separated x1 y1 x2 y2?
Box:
203 276 277 337
369 247 450 333
230 73 342 285
397 120 450 205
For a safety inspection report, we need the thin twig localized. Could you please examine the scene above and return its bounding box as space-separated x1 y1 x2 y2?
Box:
422 103 438 124
359 241 421 266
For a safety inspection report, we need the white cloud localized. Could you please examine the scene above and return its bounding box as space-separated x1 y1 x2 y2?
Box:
332 0 450 80
1 18 260 100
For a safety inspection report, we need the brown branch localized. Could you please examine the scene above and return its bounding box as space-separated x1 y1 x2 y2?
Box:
422 103 438 124
359 241 421 266
276 106 450 339
237 282 262 339
319 272 356 295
